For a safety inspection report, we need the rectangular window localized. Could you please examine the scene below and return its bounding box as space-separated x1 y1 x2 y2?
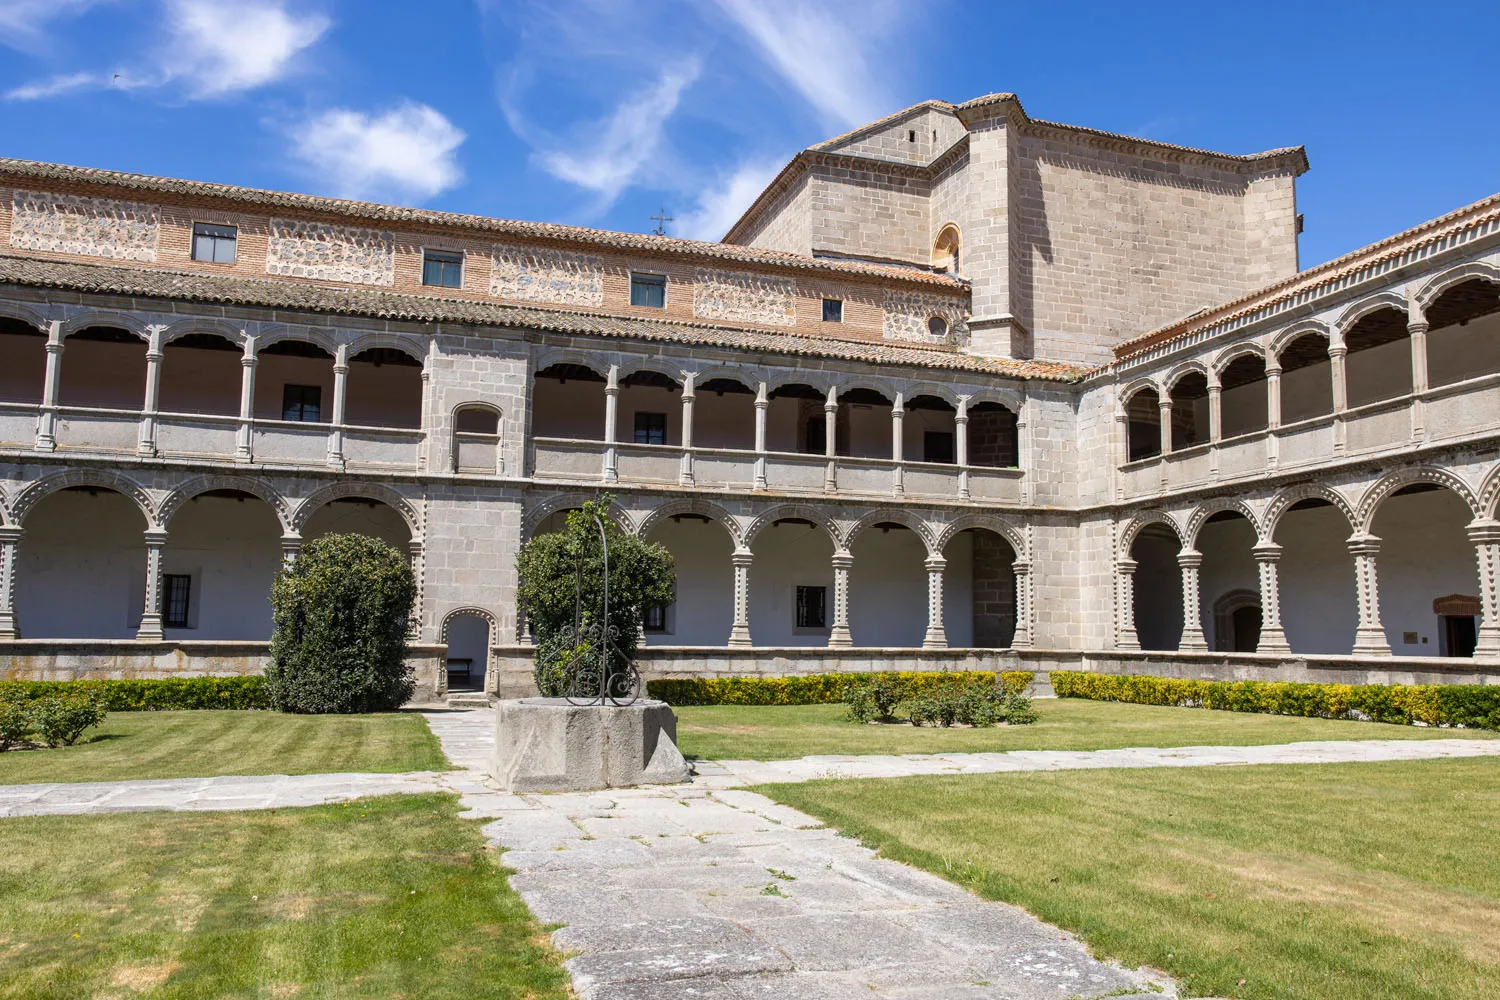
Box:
191 222 237 264
633 412 667 445
822 298 843 323
795 586 827 630
281 384 322 422
162 574 191 629
924 430 955 464
422 249 464 288
643 604 668 633
630 272 667 308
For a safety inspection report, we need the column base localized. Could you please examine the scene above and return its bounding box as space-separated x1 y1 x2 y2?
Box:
0 611 16 640
1116 630 1141 651
921 631 947 650
1180 629 1209 653
828 626 852 647
33 438 56 453
1473 627 1500 659
1256 626 1291 654
1352 629 1392 656
136 616 164 642
727 628 752 647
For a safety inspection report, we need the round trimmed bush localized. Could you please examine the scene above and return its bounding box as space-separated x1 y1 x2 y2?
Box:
267 533 417 713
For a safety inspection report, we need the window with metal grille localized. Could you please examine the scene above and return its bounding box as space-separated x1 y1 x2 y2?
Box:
422 249 463 288
795 586 826 629
643 604 668 633
191 222 237 264
630 272 666 308
162 574 191 628
281 384 322 422
633 412 666 445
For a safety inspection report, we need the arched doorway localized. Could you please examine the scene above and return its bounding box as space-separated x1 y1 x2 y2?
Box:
444 611 491 692
303 497 412 548
17 486 148 638
1196 511 1259 651
749 516 834 647
943 527 1017 648
643 512 735 645
848 522 927 647
163 489 282 640
1131 524 1183 651
1369 483 1479 656
1273 498 1357 654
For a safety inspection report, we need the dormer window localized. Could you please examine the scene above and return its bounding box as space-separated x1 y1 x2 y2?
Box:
630 272 667 308
192 222 237 264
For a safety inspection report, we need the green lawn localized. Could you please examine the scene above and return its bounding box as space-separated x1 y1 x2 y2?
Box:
761 758 1500 1000
0 793 571 1000
675 698 1499 760
0 711 450 785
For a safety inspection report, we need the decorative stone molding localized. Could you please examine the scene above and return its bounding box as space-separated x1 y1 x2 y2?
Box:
440 606 498 643
634 498 744 548
10 189 159 262
490 243 605 307
693 268 796 326
882 290 968 345
266 218 395 286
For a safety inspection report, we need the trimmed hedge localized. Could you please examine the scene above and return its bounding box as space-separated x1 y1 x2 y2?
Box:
1052 671 1500 730
647 671 1034 707
0 677 270 711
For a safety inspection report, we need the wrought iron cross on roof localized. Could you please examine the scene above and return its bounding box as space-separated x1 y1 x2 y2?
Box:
649 206 673 237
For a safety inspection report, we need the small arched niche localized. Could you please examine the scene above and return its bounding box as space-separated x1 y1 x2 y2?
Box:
932 224 961 274
453 404 501 474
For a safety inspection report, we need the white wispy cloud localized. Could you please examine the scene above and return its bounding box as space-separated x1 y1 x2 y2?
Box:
713 0 891 128
674 158 782 241
3 0 328 101
528 61 701 205
288 102 466 203
0 0 110 54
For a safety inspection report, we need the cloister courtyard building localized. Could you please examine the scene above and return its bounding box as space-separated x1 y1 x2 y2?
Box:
1 91 1498 699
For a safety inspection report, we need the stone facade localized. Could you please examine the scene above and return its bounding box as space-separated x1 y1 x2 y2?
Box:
8 189 159 262
265 218 395 285
882 289 968 345
489 243 605 307
692 267 796 326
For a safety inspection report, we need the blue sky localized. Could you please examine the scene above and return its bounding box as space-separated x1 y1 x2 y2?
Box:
0 0 1496 266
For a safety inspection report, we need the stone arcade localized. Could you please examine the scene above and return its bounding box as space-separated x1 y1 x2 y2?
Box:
1 92 1498 699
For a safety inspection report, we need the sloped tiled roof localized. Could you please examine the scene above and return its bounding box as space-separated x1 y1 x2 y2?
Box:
0 253 1087 382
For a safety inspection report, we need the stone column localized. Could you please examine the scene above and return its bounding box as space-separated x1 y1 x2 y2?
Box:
1265 362 1282 468
1408 319 1429 442
728 549 753 646
36 320 63 452
955 396 970 501
823 385 838 493
418 354 433 473
1467 519 1500 659
138 528 167 641
1116 557 1141 650
829 550 853 647
1348 533 1391 656
235 336 257 463
1157 396 1173 456
137 325 164 457
753 381 769 490
1010 559 1033 648
0 526 22 639
1329 341 1348 455
407 539 425 640
891 391 905 497
1252 541 1292 653
603 364 620 484
922 555 947 649
1177 548 1209 652
679 372 695 487
1206 373 1222 478
327 343 348 469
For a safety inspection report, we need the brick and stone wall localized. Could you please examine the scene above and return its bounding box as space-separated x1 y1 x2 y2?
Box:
883 289 967 345
489 243 605 307
266 218 396 285
9 189 159 262
693 268 796 326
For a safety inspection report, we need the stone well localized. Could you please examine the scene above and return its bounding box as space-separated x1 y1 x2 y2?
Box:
489 697 690 792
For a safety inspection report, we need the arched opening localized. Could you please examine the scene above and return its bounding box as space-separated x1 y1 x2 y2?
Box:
303 497 412 549
643 512 735 645
1219 355 1268 438
932 224 961 274
693 377 755 451
1168 372 1208 451
1370 483 1479 656
906 394 957 465
1273 498 1357 654
749 517 834 646
1196 510 1259 651
1278 332 1333 423
1426 278 1500 388
445 612 491 692
60 326 146 410
532 363 606 439
838 387 893 459
1131 524 1183 651
17 486 148 638
619 369 682 446
1344 307 1411 407
256 339 334 423
1125 387 1161 461
766 383 836 455
160 333 241 416
347 347 422 428
943 527 1016 648
163 489 282 640
848 522 927 647
452 404 501 473
968 402 1019 468
0 316 46 405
